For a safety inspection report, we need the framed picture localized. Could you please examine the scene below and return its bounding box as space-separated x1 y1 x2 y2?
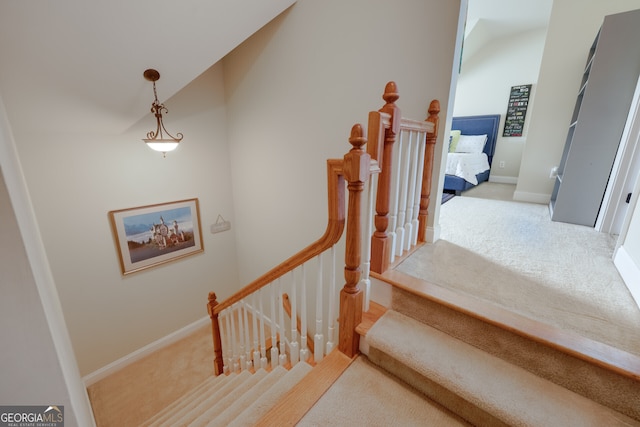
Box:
109 198 204 275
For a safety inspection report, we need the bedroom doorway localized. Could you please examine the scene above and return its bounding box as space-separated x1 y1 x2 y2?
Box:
422 0 640 359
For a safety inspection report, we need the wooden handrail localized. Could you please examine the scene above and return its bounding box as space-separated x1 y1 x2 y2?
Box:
212 159 345 316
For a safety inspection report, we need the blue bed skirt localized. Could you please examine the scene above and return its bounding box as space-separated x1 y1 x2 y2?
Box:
444 170 490 196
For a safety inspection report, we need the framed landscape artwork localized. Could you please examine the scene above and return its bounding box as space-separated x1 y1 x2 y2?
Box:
109 198 204 275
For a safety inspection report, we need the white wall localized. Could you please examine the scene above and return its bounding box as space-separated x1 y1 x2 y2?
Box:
613 76 640 307
516 0 640 203
8 64 241 376
0 173 83 427
453 27 548 181
0 95 95 425
223 0 462 283
616 176 640 306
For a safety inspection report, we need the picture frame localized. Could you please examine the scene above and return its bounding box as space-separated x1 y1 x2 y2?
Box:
109 198 204 275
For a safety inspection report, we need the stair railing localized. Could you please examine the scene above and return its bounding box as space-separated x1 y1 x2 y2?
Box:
368 82 440 275
207 156 348 375
207 82 439 374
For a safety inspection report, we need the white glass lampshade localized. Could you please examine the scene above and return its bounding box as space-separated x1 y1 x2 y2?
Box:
144 140 180 154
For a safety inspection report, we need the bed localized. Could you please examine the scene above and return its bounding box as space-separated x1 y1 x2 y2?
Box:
443 114 500 195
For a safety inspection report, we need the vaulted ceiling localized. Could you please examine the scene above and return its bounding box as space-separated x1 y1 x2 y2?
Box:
0 0 296 135
0 0 552 138
463 0 553 63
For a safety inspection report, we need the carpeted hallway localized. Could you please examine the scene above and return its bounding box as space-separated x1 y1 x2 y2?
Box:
399 182 640 355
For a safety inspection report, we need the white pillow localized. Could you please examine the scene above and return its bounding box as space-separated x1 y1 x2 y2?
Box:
455 134 487 153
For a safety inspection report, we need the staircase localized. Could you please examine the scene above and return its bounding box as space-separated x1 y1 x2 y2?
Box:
146 82 639 426
139 361 313 426
358 273 640 426
135 274 639 426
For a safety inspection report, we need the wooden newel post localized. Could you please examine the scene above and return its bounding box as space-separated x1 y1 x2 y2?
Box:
207 292 224 376
418 99 440 243
370 82 400 274
339 124 369 358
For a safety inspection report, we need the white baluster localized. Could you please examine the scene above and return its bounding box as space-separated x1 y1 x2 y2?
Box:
251 294 260 369
299 264 310 362
412 131 427 245
361 172 377 312
258 288 268 369
238 304 247 371
314 253 324 362
221 310 230 374
396 129 411 256
326 246 337 354
404 130 418 251
269 283 279 368
388 130 403 262
230 303 239 372
242 301 252 370
290 270 299 365
277 279 287 366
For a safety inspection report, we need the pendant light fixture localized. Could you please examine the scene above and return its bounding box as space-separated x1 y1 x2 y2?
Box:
142 69 183 157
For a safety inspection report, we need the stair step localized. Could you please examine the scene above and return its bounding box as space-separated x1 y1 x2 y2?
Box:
298 356 471 426
140 361 314 427
372 272 640 420
229 361 313 426
207 365 289 427
144 372 237 427
367 309 640 426
187 368 269 426
255 348 353 426
139 374 225 427
152 370 251 427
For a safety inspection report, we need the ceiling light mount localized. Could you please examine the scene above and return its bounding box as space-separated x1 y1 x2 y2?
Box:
142 69 183 157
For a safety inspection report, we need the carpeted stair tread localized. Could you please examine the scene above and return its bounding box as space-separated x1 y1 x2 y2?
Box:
228 361 313 427
139 374 224 427
154 370 251 427
145 372 236 427
367 310 640 426
205 365 289 427
298 356 471 426
186 368 269 426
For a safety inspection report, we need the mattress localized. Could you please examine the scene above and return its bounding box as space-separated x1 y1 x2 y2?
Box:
445 152 490 185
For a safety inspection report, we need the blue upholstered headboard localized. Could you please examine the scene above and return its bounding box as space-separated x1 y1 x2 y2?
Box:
451 114 500 165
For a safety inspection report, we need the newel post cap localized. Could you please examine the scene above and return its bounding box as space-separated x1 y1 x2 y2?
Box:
343 124 370 183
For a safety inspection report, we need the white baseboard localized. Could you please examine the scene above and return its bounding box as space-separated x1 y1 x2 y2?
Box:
513 190 550 205
83 316 210 386
489 175 518 184
614 246 640 310
426 224 440 243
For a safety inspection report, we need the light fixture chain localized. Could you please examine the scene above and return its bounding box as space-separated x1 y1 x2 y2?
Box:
152 81 159 104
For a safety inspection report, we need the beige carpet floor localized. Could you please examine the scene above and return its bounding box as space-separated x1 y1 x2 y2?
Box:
462 182 517 201
87 324 213 427
397 186 640 355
